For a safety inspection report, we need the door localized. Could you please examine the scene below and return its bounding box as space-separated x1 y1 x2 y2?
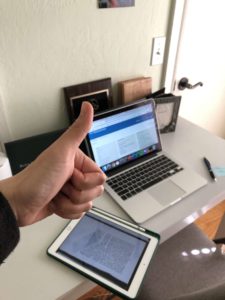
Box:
165 0 225 138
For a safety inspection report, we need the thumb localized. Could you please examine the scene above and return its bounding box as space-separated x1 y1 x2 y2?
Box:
63 102 94 148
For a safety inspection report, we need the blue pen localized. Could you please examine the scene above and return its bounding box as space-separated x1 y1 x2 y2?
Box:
203 157 217 182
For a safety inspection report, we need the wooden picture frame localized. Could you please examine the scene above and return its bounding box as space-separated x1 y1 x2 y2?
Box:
119 77 152 104
154 95 181 133
64 78 113 123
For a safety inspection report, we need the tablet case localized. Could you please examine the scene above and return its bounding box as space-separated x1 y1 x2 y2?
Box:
47 207 160 300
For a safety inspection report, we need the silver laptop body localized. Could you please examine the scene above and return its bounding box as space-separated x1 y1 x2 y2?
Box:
85 98 207 224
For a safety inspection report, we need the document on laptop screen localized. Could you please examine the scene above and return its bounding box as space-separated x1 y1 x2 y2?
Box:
88 103 159 170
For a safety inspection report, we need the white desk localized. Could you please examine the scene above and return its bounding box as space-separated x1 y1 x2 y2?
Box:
1 118 225 300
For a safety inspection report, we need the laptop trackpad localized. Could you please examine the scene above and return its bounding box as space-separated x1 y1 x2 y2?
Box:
148 180 186 206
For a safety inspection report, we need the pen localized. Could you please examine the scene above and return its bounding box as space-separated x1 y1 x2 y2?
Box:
203 157 217 182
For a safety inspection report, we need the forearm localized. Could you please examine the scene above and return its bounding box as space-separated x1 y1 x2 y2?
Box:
0 191 20 264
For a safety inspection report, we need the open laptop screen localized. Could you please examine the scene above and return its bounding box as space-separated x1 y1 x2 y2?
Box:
86 99 162 173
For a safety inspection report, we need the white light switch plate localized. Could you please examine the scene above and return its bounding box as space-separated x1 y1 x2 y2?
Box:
151 36 166 65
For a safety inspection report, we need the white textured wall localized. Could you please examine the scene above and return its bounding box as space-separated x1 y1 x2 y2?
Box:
0 0 171 140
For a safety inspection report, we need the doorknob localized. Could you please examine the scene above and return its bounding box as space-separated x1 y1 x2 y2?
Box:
178 77 203 90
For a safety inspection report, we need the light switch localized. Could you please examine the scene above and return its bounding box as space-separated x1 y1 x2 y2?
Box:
151 36 166 65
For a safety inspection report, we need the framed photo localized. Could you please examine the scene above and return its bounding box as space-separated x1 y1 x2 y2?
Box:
98 0 135 9
154 95 181 133
64 78 113 123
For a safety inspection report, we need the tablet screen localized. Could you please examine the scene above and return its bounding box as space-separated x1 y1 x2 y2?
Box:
57 212 149 290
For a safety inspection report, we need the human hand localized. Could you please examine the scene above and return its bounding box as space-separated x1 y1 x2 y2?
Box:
0 102 106 226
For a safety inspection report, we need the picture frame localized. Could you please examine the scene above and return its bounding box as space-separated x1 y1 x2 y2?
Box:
64 78 113 123
98 0 135 9
154 95 181 134
119 77 152 104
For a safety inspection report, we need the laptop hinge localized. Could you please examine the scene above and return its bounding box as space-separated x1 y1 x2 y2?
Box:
106 152 158 177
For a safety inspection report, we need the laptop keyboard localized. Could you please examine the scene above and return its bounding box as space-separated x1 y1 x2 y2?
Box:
107 155 183 200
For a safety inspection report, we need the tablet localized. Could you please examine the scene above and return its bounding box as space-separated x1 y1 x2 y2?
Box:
47 207 160 299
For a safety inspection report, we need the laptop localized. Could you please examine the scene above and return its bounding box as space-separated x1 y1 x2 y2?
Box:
85 98 207 224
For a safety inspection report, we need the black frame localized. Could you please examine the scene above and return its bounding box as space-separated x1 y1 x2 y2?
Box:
64 78 113 123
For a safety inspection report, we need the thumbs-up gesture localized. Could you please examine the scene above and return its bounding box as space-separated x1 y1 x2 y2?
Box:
0 102 106 226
